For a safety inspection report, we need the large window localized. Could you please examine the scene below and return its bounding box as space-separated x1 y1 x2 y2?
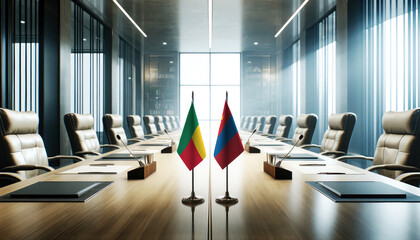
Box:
282 40 301 125
119 38 140 131
5 0 39 112
316 11 336 142
180 53 241 150
365 0 419 153
70 2 105 138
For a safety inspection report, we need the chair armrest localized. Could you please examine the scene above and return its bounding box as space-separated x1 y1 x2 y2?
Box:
48 155 84 165
2 165 54 173
335 155 374 162
74 150 101 158
366 164 420 173
100 144 121 150
395 172 420 183
277 137 291 142
319 150 347 158
0 172 24 184
300 144 321 149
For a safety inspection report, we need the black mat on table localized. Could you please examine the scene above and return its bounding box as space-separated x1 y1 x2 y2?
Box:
0 181 112 202
307 181 420 202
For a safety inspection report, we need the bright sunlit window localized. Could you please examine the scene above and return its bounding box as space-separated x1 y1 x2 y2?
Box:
180 53 241 151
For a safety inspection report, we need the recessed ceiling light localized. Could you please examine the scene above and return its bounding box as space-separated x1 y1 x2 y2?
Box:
20 20 25 24
275 0 309 37
253 42 259 45
248 61 252 64
169 61 174 64
162 42 167 45
112 0 147 37
83 38 87 42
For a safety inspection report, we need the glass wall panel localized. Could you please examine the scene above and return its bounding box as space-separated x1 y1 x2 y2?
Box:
365 0 419 154
70 1 106 140
6 0 39 112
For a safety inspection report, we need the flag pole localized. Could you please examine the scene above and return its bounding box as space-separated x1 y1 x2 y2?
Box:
182 91 204 205
216 91 238 205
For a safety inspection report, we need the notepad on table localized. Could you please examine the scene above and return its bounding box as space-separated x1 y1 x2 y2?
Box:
318 181 407 198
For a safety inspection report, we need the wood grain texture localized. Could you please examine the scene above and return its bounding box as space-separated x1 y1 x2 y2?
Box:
0 133 419 239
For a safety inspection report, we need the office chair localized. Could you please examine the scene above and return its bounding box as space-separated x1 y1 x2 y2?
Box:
301 112 356 158
243 116 251 130
143 115 159 135
240 116 246 129
169 116 177 130
175 116 181 129
261 115 277 135
337 109 420 179
154 116 165 132
255 116 266 133
272 115 293 139
163 116 172 131
248 116 258 131
64 113 120 158
0 108 83 186
103 114 141 147
280 114 317 146
127 115 153 140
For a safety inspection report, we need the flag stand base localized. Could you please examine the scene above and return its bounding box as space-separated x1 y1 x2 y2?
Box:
182 191 205 204
216 192 238 204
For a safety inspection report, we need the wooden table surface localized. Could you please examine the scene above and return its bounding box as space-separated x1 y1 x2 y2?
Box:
0 133 419 240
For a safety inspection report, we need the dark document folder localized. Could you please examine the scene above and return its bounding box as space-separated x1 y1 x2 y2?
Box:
318 181 407 198
10 181 101 198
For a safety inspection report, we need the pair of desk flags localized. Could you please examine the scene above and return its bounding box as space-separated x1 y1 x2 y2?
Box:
177 100 244 171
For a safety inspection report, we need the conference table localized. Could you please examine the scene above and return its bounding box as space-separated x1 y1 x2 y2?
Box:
0 131 419 239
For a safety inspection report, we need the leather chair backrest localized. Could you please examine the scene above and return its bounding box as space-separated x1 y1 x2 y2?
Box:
163 116 172 131
248 116 258 131
320 113 357 154
64 113 100 154
170 116 178 130
0 108 48 179
143 115 158 134
175 116 181 129
240 116 246 128
103 114 127 146
276 115 293 138
244 116 251 129
373 109 420 178
127 115 145 138
155 116 165 132
291 114 317 146
255 116 266 132
262 116 277 134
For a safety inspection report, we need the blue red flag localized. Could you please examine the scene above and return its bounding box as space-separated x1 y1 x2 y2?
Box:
214 100 244 169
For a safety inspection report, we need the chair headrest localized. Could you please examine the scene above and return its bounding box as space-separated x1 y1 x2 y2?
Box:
104 114 123 128
128 115 141 125
382 109 420 135
297 114 317 128
0 108 38 135
144 115 154 124
72 113 94 130
279 115 292 126
328 113 356 130
257 116 264 122
155 116 163 122
164 116 170 121
265 115 277 125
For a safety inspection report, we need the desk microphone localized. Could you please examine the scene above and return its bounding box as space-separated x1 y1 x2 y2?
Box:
275 135 303 167
117 135 145 167
164 129 174 144
246 129 257 144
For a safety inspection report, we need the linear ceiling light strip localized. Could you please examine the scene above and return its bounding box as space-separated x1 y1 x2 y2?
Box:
112 0 147 37
274 0 309 37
